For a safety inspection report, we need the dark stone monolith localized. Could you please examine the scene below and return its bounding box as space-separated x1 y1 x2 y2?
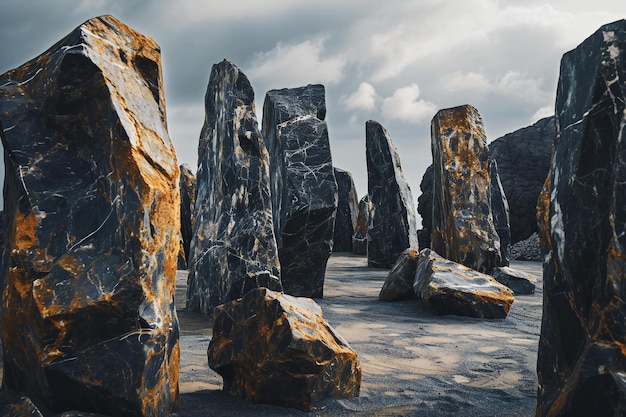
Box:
188 59 281 315
536 20 626 417
352 195 370 255
366 120 418 269
417 165 433 250
179 163 195 269
263 85 337 298
333 168 359 252
0 15 179 416
490 160 510 266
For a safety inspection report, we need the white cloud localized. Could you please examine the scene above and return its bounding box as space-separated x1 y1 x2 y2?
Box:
530 105 554 124
443 71 492 94
496 71 550 102
344 82 377 111
247 38 346 88
382 84 438 124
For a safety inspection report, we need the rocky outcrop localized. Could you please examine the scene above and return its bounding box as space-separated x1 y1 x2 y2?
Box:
378 248 419 301
489 116 555 244
352 195 370 255
187 59 281 315
536 20 626 417
208 287 361 410
263 85 337 298
492 266 536 295
366 120 418 269
413 249 514 319
489 160 510 266
333 168 359 252
179 163 196 269
0 15 179 416
430 105 502 274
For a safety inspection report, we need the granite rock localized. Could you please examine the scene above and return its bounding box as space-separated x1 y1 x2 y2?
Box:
208 287 361 410
0 15 180 416
378 248 419 301
187 59 281 315
413 249 514 319
536 20 626 417
489 116 555 243
352 195 371 256
366 120 418 269
430 105 502 274
179 163 195 269
263 85 337 298
492 266 536 295
332 168 359 252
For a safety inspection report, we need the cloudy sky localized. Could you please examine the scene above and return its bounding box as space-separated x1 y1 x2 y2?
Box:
1 0 623 213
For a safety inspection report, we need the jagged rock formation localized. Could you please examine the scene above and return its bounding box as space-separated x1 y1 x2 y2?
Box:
489 160 510 266
378 248 419 301
263 84 337 298
208 287 361 410
508 232 542 261
417 165 433 250
366 120 418 269
188 59 281 315
352 195 370 255
430 105 502 274
413 249 514 319
0 15 179 416
333 168 359 252
489 116 555 244
178 163 195 269
492 266 536 295
536 20 626 417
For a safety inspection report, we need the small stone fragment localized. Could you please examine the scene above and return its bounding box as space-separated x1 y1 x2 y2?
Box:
333 168 359 252
379 248 419 301
492 266 536 295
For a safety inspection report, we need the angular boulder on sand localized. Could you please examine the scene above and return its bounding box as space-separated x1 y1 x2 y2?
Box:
379 248 419 301
187 59 281 315
332 168 359 252
536 19 626 417
366 120 418 269
208 287 361 410
179 163 196 269
0 15 179 416
430 105 502 274
413 249 514 319
352 195 371 255
263 84 337 298
492 266 536 295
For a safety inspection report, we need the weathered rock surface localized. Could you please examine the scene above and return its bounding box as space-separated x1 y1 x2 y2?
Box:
489 160 511 266
430 105 502 274
413 249 514 319
0 392 44 417
208 287 361 410
493 266 536 295
0 15 179 416
263 85 337 298
188 59 281 315
508 232 542 261
352 195 371 255
179 163 196 269
332 168 359 252
536 20 626 417
417 165 433 250
378 248 419 301
366 120 418 269
489 116 555 244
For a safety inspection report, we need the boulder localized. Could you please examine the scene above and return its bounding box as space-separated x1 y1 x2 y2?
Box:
430 105 502 274
187 59 282 315
208 287 361 410
179 163 196 268
413 249 514 319
0 15 179 416
263 85 337 298
508 232 542 261
489 160 510 266
378 248 419 301
332 168 359 252
492 266 536 295
489 116 555 244
352 195 371 255
416 165 433 250
365 120 418 269
536 20 626 417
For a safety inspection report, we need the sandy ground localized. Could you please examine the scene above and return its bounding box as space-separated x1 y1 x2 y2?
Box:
171 253 542 417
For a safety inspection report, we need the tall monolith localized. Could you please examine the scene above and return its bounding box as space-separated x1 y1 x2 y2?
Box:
333 168 358 252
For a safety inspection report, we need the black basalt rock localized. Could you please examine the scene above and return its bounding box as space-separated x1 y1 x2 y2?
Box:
179 163 196 269
365 120 418 269
333 168 359 252
352 195 371 256
263 85 337 298
536 19 626 417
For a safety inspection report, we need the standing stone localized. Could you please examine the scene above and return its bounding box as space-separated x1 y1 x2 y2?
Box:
489 160 510 266
179 163 196 269
0 15 179 416
489 116 555 244
188 59 281 315
366 120 418 269
352 195 371 255
536 20 626 417
263 85 337 298
430 105 502 274
208 287 361 410
333 168 359 252
417 165 433 250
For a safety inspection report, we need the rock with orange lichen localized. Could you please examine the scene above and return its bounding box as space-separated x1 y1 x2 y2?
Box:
430 105 503 274
536 19 626 417
187 60 281 315
379 247 419 301
208 287 361 410
413 249 514 319
0 15 179 416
